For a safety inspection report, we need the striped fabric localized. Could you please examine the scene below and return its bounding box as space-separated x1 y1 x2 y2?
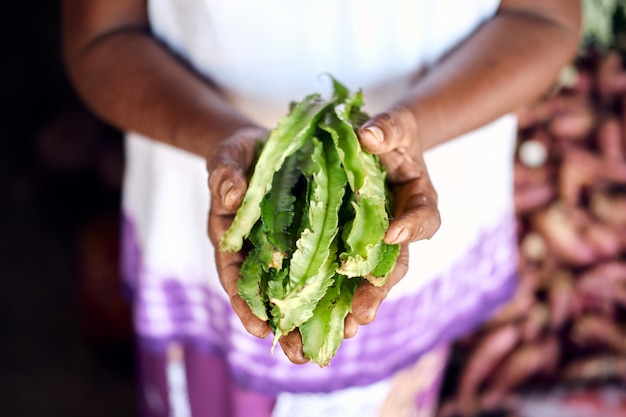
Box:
125 213 517 395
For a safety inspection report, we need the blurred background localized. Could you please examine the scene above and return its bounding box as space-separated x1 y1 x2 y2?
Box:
2 1 626 417
438 2 626 416
1 1 135 416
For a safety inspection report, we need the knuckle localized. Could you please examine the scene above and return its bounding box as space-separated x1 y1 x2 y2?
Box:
208 164 236 194
355 308 376 325
377 112 403 143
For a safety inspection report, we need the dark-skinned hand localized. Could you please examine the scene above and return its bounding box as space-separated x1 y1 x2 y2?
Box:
207 106 441 364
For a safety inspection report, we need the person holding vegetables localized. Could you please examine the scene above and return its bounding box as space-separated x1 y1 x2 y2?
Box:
61 0 580 416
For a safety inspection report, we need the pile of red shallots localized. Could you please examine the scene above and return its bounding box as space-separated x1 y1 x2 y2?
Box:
438 49 626 417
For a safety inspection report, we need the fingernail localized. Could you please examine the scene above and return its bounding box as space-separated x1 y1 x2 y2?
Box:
220 179 234 200
365 125 384 145
221 179 240 209
389 227 409 244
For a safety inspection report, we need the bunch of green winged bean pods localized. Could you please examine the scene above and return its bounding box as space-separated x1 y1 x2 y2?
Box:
220 79 400 367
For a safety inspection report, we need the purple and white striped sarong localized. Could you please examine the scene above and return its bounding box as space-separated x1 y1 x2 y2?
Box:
124 207 517 417
124 214 517 396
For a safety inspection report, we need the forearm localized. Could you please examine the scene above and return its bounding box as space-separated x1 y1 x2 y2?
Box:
401 5 581 151
62 6 257 158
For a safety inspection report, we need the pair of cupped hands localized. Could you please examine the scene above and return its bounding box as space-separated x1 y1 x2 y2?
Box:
207 106 440 364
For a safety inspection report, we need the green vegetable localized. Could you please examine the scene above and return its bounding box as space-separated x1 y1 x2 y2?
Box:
320 102 399 285
259 151 302 269
300 274 358 367
237 223 272 321
220 94 332 252
271 136 347 340
221 79 399 366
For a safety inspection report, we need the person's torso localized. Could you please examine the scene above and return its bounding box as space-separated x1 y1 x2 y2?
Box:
147 0 501 126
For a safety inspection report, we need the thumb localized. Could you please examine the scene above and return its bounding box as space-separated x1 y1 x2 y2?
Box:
357 106 417 155
208 163 248 212
351 245 409 325
207 127 266 211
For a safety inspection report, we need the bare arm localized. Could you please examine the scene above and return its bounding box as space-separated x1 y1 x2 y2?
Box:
359 0 581 153
63 0 579 158
62 0 273 346
61 0 259 159
349 0 581 329
418 0 581 150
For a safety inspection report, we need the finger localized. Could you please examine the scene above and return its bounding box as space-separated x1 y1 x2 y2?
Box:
232 292 272 338
214 247 271 338
385 178 441 245
351 281 385 325
206 127 271 339
210 195 271 339
208 193 238 246
207 127 266 211
351 245 409 325
378 148 424 184
209 178 271 339
357 106 417 155
208 163 249 212
279 330 310 364
344 313 359 339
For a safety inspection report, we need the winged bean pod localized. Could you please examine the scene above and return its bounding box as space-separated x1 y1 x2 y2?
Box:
320 105 399 284
220 94 332 252
221 79 401 366
237 222 271 321
300 274 359 367
260 151 302 268
271 137 347 339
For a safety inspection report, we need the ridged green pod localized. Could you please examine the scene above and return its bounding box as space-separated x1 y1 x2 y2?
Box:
223 79 400 366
